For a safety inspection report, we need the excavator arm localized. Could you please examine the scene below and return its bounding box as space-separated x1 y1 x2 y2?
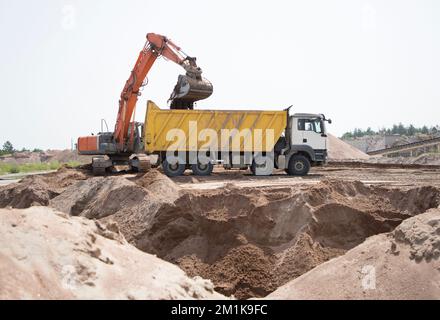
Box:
77 33 213 175
114 33 213 150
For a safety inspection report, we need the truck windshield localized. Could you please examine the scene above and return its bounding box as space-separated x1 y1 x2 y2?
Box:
298 119 323 134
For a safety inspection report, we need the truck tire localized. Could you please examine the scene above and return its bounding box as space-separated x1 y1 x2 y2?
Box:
162 159 186 177
191 162 214 176
287 154 310 176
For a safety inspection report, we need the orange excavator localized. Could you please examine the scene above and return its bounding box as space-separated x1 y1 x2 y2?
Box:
77 33 213 175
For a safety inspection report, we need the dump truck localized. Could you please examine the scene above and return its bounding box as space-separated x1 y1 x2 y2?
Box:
143 101 331 177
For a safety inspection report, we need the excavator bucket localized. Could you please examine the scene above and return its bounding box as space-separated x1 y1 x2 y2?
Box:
169 75 213 109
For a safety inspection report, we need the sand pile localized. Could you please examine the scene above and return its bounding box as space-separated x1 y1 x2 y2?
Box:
137 180 438 298
0 206 224 300
327 134 370 160
0 150 91 165
17 169 437 299
49 170 181 244
3 168 440 299
0 167 88 208
367 154 440 166
267 208 440 299
43 150 92 164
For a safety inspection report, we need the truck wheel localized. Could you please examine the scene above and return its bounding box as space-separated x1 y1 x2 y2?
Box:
162 159 186 177
191 162 214 176
287 155 310 176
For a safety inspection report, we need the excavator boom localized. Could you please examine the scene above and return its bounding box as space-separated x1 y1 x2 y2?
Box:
77 33 213 174
114 33 213 150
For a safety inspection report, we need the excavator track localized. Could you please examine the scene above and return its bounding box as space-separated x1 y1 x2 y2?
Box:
93 167 106 176
92 156 112 176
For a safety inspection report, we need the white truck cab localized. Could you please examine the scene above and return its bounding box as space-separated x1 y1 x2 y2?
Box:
291 113 328 152
271 113 331 176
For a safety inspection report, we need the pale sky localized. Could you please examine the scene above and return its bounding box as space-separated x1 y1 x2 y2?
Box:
1 0 439 150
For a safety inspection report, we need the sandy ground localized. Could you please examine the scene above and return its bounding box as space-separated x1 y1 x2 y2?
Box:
0 170 56 186
1 155 440 300
2 166 439 299
2 128 439 300
3 162 439 190
267 208 440 300
0 206 225 300
0 179 19 186
0 150 91 165
172 164 440 191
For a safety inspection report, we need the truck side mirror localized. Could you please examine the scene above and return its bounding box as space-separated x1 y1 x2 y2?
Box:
328 119 332 124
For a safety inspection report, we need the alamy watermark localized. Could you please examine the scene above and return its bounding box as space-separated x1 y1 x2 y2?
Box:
361 265 376 290
61 264 78 290
162 121 276 166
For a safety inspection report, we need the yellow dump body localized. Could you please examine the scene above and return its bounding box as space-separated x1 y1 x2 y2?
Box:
144 101 287 153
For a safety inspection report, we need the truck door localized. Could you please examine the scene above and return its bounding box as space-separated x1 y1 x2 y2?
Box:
297 118 326 150
291 118 304 145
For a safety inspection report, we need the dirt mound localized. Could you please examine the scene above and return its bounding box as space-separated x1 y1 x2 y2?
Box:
51 176 148 219
0 150 91 165
0 168 88 208
367 153 440 166
146 180 437 299
267 208 440 299
50 171 181 244
47 171 437 299
133 169 181 200
393 209 440 262
44 150 91 164
4 168 440 299
0 151 41 165
328 134 370 160
0 207 224 300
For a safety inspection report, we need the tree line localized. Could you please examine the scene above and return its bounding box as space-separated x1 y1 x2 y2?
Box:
0 141 43 156
342 124 439 139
